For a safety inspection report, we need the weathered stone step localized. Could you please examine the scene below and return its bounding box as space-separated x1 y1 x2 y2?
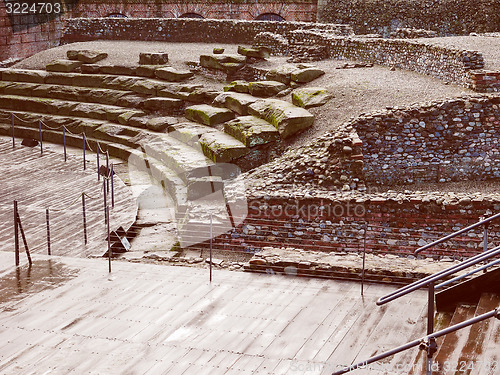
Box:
167 121 218 146
200 54 247 73
199 131 249 163
248 98 314 139
0 80 147 109
1 108 216 185
185 104 235 126
0 122 187 207
223 116 279 147
0 94 147 123
248 81 287 97
0 68 201 100
212 91 259 115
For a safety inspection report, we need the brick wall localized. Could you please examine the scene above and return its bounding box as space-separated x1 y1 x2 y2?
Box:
0 0 319 63
70 0 318 21
185 193 500 259
61 17 352 44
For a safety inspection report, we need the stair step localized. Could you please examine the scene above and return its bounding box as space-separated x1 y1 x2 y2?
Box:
223 115 279 147
212 91 259 115
167 121 218 146
199 131 249 163
0 94 147 123
433 304 478 374
248 98 314 139
184 104 235 126
0 68 196 98
454 293 500 373
0 122 187 207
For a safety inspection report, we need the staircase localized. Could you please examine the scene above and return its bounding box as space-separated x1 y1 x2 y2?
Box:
0 59 314 249
332 214 500 375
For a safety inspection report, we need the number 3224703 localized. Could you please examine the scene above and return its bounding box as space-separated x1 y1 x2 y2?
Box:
6 2 62 14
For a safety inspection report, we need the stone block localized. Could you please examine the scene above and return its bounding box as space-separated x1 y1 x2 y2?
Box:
248 98 314 139
292 87 332 108
224 116 279 147
185 104 235 126
155 67 194 82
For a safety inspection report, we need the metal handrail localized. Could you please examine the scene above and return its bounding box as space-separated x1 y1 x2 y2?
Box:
436 257 500 289
377 244 500 306
331 307 500 375
414 211 500 255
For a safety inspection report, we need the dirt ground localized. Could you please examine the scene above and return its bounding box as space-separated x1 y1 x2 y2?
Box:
14 39 476 151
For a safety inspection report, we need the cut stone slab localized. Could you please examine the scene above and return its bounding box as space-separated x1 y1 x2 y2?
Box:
248 81 287 97
168 122 218 146
67 50 108 64
143 97 183 113
266 64 298 85
213 48 224 54
290 67 325 83
130 80 158 95
199 54 246 71
100 65 136 76
185 104 235 126
248 99 314 139
292 87 332 108
199 132 250 163
155 67 194 82
224 116 280 147
1 69 49 84
80 64 102 74
139 52 169 65
213 92 259 115
136 65 163 78
46 60 83 73
224 80 250 93
146 116 178 132
187 176 224 200
237 46 270 59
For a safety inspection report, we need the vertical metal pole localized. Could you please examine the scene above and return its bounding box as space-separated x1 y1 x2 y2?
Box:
83 133 86 170
361 222 367 296
82 193 87 245
14 200 19 266
210 213 213 283
103 178 107 225
111 163 114 208
107 205 111 273
106 151 109 193
38 120 43 155
63 126 67 162
427 281 436 375
46 208 51 255
96 143 100 181
483 223 488 252
11 113 15 148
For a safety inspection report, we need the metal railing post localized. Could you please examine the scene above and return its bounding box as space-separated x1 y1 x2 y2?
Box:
96 143 100 181
361 222 367 296
11 113 15 148
63 126 67 162
210 213 213 283
14 200 19 266
111 163 114 208
82 193 87 245
106 151 109 193
83 133 86 170
483 223 488 252
426 281 437 375
46 208 51 255
38 120 43 155
107 205 111 273
103 178 107 225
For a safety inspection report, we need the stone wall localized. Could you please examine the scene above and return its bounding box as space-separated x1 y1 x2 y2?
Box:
287 30 484 86
70 0 318 22
186 191 500 259
355 95 500 185
470 71 500 93
0 0 321 63
61 17 352 44
317 0 500 37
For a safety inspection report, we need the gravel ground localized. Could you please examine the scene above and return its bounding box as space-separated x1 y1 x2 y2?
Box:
14 40 474 150
416 35 500 70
